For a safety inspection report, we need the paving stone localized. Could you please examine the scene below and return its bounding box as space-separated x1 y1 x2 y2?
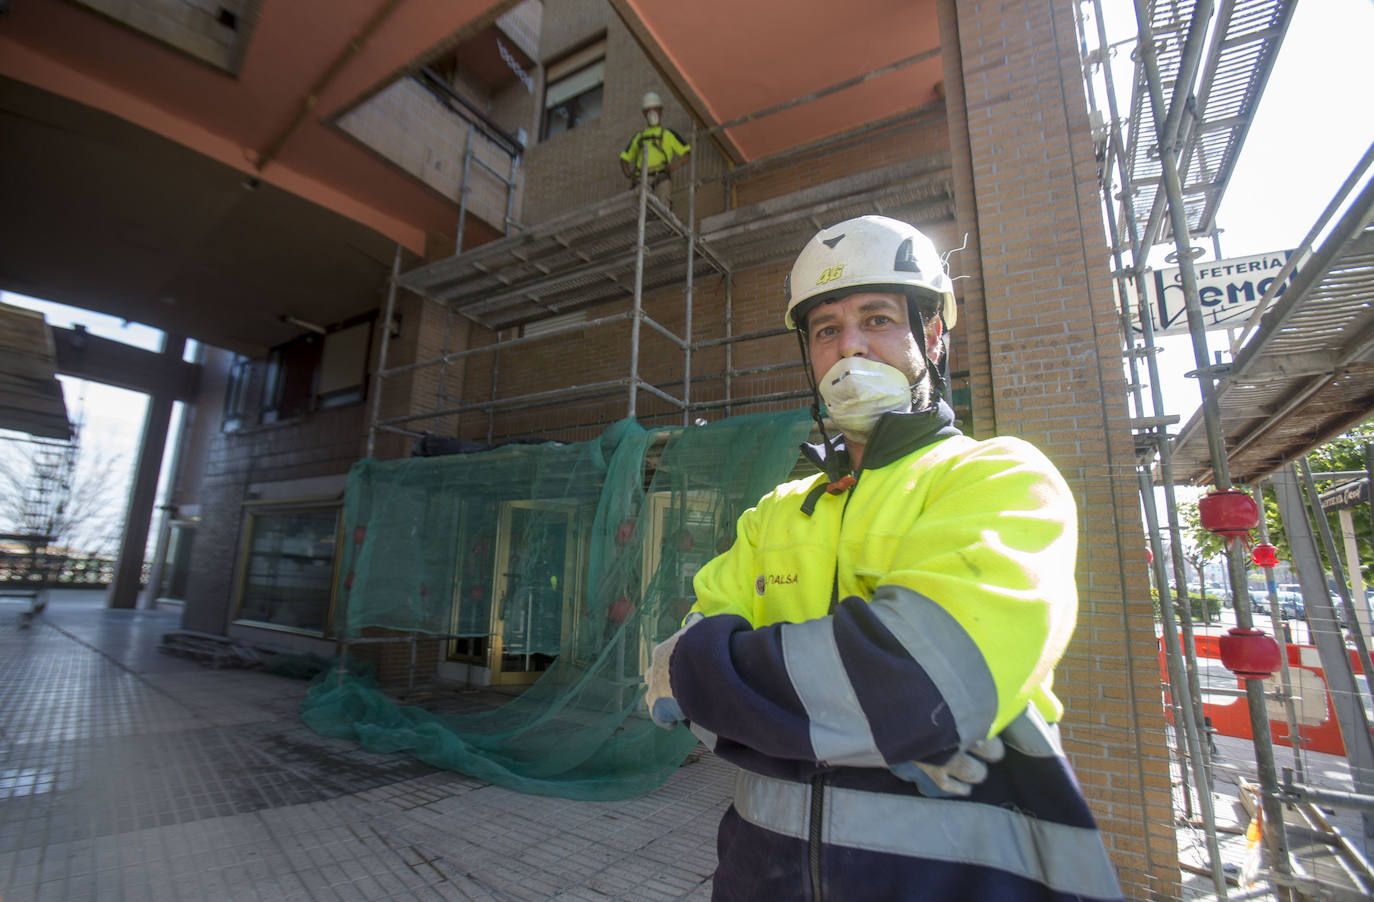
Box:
0 595 735 902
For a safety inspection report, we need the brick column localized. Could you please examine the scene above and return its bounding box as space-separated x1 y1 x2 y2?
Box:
109 334 185 610
950 0 1178 894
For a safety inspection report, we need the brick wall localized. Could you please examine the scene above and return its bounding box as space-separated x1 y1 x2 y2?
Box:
336 79 520 231
180 396 368 636
519 4 730 226
948 0 1176 894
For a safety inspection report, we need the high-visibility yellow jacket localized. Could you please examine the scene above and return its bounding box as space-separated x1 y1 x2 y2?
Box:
670 403 1121 901
619 126 690 175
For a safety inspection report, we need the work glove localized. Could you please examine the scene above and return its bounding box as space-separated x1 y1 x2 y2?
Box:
643 612 704 729
890 735 1006 798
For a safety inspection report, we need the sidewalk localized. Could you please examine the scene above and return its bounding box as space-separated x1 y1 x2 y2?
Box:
0 592 729 902
7 592 1370 901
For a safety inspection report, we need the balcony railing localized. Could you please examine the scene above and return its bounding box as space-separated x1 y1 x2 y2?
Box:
0 548 147 588
335 72 524 245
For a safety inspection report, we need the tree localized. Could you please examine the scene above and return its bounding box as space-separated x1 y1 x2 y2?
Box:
1179 419 1374 587
1301 420 1373 584
0 435 128 555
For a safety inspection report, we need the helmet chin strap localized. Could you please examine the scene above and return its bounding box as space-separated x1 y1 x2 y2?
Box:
795 329 844 485
906 298 948 410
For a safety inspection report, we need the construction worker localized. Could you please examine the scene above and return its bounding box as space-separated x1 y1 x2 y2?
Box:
619 91 690 209
645 216 1122 900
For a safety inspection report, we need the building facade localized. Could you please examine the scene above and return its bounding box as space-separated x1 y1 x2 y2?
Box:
3 0 1175 893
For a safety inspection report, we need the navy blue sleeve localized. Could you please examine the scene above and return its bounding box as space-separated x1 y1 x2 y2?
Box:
670 595 971 767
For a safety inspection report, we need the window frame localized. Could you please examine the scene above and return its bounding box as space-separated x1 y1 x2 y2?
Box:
259 313 375 424
231 498 343 638
222 354 253 433
540 37 606 141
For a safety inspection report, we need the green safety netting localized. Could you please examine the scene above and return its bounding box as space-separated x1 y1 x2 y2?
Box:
302 410 813 800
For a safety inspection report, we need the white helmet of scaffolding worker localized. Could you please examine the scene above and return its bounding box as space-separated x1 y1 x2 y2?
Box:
641 91 664 112
783 215 957 334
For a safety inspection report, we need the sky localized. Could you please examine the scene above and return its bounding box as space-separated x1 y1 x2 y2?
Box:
2 0 1372 554
1094 0 1374 426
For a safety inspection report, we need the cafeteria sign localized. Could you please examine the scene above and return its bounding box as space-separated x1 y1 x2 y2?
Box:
1137 250 1295 336
1318 478 1369 513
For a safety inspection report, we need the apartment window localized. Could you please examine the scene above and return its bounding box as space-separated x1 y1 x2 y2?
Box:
542 39 605 140
261 317 373 423
316 320 372 409
233 502 341 635
261 334 321 423
222 354 252 433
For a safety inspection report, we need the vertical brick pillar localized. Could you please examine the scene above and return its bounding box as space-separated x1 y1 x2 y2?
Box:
949 0 1178 894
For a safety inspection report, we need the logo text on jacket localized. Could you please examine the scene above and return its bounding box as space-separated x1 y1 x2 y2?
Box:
755 573 798 595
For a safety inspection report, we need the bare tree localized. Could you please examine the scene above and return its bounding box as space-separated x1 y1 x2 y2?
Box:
0 435 128 554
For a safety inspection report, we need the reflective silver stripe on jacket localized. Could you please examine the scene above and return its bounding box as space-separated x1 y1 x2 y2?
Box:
867 585 998 748
781 617 884 766
734 771 1121 900
1001 703 1064 759
778 584 999 766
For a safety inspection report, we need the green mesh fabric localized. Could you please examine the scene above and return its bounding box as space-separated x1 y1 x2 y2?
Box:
302 410 813 800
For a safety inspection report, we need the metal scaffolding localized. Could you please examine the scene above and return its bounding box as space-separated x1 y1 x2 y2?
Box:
363 73 958 449
346 63 962 695
1079 0 1321 895
1085 0 1374 895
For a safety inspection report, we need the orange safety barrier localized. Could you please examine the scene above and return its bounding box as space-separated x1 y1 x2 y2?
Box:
1159 634 1373 757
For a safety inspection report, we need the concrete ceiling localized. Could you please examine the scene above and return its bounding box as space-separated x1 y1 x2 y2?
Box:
0 0 946 358
0 0 509 355
616 0 944 161
0 76 414 356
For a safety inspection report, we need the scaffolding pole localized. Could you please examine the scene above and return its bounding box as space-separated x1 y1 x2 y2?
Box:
1081 2 1226 889
1084 4 1214 775
365 245 404 460
456 127 474 255
1251 481 1308 785
627 147 650 418
683 121 696 426
1298 459 1374 713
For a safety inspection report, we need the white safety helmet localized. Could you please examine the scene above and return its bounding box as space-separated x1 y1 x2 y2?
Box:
641 91 663 111
784 215 956 333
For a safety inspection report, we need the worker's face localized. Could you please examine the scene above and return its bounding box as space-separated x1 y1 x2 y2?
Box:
645 107 662 126
805 291 942 392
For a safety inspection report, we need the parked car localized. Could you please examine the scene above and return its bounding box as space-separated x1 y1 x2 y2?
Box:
1330 593 1349 627
1276 588 1304 619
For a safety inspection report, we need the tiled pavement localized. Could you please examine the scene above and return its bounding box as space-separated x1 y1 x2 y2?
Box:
6 593 1372 901
0 593 730 902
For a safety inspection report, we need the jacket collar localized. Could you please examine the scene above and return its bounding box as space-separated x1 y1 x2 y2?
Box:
799 399 962 474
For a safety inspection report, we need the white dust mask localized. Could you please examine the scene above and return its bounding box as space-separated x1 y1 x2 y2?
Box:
818 357 913 443
645 109 661 127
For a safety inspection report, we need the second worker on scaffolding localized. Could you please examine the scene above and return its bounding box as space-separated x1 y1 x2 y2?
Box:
620 91 691 210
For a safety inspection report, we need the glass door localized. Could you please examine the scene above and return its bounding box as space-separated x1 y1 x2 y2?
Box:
487 500 585 685
637 490 721 672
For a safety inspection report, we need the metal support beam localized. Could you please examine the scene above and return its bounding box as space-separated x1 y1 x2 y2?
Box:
627 159 650 418
1299 460 1374 713
1272 466 1374 838
1084 1 1227 886
683 121 697 425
